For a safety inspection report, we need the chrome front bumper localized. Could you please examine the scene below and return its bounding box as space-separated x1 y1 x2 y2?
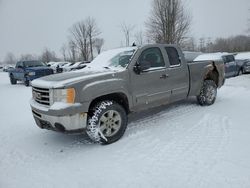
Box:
30 100 88 133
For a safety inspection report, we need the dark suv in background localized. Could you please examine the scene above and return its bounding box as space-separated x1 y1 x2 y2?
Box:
9 60 54 86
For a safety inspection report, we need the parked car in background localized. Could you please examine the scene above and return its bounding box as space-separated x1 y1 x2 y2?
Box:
9 60 54 86
194 53 239 78
221 54 240 78
241 60 250 74
3 65 15 72
235 52 250 74
48 62 69 73
62 62 75 72
64 61 90 72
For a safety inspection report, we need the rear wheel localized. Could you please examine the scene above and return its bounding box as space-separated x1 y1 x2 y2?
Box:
86 100 128 145
24 76 30 87
242 68 246 74
24 79 30 87
10 75 17 85
197 80 217 106
238 69 243 76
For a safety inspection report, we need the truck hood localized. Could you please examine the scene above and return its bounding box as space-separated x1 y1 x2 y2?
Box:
31 67 119 88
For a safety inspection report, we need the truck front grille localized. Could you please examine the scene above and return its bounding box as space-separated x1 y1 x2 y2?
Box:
32 87 50 106
36 70 53 77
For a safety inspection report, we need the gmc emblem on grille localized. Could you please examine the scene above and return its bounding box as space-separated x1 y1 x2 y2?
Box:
33 91 42 100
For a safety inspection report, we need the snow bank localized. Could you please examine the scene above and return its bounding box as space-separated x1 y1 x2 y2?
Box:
235 52 250 60
1 72 250 188
194 52 228 61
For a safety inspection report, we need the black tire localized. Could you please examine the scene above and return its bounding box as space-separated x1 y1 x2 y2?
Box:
238 69 243 76
24 79 30 87
10 75 17 85
86 100 128 145
242 68 246 74
197 80 217 106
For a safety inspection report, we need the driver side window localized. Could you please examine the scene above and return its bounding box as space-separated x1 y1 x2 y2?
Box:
16 62 23 69
138 47 165 70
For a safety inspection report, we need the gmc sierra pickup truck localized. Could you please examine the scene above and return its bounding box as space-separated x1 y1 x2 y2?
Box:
9 60 54 86
30 44 225 144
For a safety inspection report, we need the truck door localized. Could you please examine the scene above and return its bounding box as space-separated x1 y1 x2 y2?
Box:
228 55 237 76
15 62 25 80
164 46 189 102
223 55 236 77
129 47 171 110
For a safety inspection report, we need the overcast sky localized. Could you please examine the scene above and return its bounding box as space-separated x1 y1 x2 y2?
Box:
0 0 249 61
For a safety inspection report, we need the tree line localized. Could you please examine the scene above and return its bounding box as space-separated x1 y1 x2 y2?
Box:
2 0 250 65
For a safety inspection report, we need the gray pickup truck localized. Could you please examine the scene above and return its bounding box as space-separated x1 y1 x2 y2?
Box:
30 44 225 144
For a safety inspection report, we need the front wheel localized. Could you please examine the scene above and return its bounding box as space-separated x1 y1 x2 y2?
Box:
197 80 217 106
86 101 128 145
10 75 17 85
238 69 243 76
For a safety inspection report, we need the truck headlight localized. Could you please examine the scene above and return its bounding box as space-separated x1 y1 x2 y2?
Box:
28 72 36 76
53 88 75 104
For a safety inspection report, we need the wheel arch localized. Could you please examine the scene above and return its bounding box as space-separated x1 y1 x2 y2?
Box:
204 62 219 86
88 92 130 114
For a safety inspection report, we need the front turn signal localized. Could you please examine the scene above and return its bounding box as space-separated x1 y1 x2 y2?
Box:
67 88 75 104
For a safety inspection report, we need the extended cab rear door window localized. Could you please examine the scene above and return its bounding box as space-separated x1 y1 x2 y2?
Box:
138 47 165 71
165 47 181 67
227 55 235 62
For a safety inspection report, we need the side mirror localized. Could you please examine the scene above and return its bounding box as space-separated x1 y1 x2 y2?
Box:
133 61 151 74
47 64 51 67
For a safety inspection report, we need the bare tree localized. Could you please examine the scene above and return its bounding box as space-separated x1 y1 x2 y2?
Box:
70 20 90 61
200 35 250 53
134 30 144 46
70 18 101 61
20 54 37 61
146 0 191 45
41 48 58 63
199 37 206 52
121 22 135 46
181 37 196 51
60 43 68 61
247 8 250 35
68 40 77 62
4 52 16 65
86 17 101 60
94 38 104 54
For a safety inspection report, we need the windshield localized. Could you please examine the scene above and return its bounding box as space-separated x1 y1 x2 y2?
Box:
89 47 137 70
24 61 46 67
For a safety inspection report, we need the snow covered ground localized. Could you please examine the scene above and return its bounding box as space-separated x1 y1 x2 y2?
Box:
1 72 250 188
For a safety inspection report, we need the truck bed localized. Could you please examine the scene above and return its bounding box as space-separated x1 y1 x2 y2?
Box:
187 60 225 97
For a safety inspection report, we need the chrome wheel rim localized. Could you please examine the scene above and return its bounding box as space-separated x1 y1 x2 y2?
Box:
99 110 122 137
207 86 216 102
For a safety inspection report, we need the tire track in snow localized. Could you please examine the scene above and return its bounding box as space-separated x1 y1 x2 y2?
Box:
110 113 230 187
